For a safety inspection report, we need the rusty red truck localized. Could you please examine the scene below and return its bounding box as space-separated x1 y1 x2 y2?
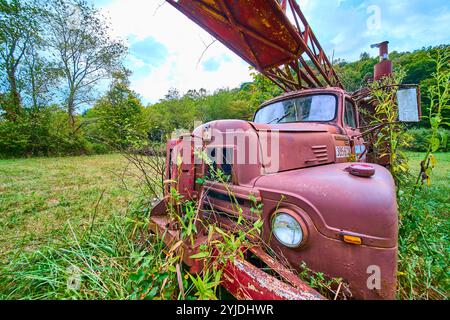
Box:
149 0 421 300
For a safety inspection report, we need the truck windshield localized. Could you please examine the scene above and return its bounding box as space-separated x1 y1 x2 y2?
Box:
253 94 337 124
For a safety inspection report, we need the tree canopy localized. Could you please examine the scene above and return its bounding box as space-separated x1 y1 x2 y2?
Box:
0 0 448 157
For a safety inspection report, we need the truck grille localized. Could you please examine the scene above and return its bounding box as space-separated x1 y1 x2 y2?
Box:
312 145 329 163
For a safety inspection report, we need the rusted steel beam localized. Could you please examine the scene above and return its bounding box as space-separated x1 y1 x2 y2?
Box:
222 257 324 300
167 0 303 69
287 0 342 87
166 0 343 91
215 0 263 70
248 246 316 292
264 70 299 91
263 72 292 92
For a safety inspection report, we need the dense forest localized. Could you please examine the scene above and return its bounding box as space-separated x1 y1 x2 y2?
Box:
0 0 448 158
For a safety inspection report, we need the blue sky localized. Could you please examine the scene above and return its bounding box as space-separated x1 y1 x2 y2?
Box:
95 0 450 104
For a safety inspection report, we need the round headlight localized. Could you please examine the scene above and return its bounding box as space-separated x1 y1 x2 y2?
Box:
272 213 304 248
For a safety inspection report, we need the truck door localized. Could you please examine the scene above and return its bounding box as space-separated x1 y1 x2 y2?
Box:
344 98 366 161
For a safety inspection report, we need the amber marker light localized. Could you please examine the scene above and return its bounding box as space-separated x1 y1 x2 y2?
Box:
343 235 362 245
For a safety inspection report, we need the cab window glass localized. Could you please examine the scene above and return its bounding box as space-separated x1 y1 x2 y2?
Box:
344 100 357 128
254 94 337 124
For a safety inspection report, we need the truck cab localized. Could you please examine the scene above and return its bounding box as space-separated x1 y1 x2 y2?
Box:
252 88 367 163
165 88 398 300
157 0 423 300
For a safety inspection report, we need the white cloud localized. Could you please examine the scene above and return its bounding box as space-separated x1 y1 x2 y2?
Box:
99 0 252 104
97 0 449 103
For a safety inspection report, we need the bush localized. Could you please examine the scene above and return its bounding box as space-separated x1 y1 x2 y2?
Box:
0 119 31 157
0 107 113 158
85 142 111 155
404 128 449 152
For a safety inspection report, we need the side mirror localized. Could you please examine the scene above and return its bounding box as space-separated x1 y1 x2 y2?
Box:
397 85 421 122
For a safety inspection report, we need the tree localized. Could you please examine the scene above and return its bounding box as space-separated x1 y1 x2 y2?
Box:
86 69 145 149
0 0 41 121
360 52 371 60
22 40 61 112
145 94 197 140
44 0 126 127
247 69 282 107
196 88 253 122
164 88 181 100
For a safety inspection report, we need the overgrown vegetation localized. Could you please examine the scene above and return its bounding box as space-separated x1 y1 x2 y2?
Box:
0 154 139 256
397 152 449 300
405 128 449 152
0 154 191 300
363 69 411 188
413 49 450 189
358 50 449 299
1 151 447 300
393 50 450 300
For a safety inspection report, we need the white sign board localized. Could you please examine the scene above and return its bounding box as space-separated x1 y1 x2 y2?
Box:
397 88 420 122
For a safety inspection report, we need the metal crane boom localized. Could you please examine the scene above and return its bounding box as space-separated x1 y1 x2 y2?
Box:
166 0 343 92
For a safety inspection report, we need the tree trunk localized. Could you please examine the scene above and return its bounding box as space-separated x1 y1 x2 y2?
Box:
67 92 76 128
5 68 21 121
30 64 38 111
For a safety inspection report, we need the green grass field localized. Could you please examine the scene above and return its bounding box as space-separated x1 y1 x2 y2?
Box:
0 153 448 299
0 154 139 258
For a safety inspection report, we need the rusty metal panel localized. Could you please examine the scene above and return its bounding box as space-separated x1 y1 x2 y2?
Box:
167 0 304 71
222 257 324 300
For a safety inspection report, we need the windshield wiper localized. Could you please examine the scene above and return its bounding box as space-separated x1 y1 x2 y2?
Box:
267 111 292 124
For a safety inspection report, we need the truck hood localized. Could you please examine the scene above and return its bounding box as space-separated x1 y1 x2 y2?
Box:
255 163 398 248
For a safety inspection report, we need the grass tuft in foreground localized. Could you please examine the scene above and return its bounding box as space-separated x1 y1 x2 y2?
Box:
0 201 189 300
397 152 449 300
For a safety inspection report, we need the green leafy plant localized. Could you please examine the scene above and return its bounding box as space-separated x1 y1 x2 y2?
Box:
297 262 350 300
158 150 265 300
405 128 449 152
414 48 450 188
364 69 411 189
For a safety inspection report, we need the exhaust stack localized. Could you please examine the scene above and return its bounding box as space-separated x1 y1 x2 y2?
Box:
371 41 393 80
